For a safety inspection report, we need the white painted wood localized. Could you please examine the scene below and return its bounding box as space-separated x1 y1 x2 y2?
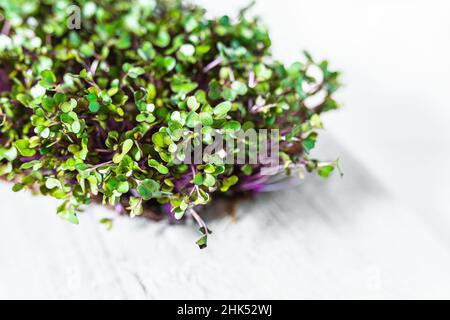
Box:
1 135 449 299
0 0 449 299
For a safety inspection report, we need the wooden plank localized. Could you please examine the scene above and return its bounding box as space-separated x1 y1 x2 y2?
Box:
1 136 450 299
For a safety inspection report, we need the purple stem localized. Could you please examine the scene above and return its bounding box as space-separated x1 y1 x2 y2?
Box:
203 57 222 73
1 21 11 35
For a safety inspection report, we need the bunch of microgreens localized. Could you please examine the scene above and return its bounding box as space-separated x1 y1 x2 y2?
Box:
0 0 341 248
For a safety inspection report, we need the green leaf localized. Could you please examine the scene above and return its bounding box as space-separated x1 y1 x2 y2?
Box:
187 96 200 111
152 132 165 148
186 111 201 128
303 134 317 154
71 121 81 134
100 218 113 230
14 139 36 157
128 67 145 79
255 63 273 81
163 57 176 71
213 101 232 117
117 180 130 194
303 139 315 153
116 32 131 49
193 173 203 185
203 173 216 188
138 42 156 61
220 175 239 192
0 163 12 176
2 147 17 161
45 178 62 190
155 30 171 48
87 176 98 196
208 80 221 100
113 139 134 164
318 165 335 178
148 159 169 175
136 114 147 122
128 197 143 216
199 112 213 126
12 183 24 192
310 114 323 129
223 87 237 101
231 81 248 95
164 179 174 187
241 164 253 176
88 93 100 112
80 43 95 57
57 203 79 225
178 44 195 59
122 139 134 155
60 98 77 113
286 125 302 141
222 120 241 132
137 179 160 200
196 235 208 249
180 44 195 56
170 78 198 96
40 70 57 89
30 85 46 98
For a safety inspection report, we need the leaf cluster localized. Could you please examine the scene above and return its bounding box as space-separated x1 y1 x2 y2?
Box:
0 0 341 248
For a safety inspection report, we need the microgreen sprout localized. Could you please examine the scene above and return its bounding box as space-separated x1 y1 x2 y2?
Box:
0 0 341 248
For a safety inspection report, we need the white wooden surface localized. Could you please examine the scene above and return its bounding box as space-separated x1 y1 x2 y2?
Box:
1 0 450 299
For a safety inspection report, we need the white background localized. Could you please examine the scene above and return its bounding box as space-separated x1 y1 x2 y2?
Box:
0 0 450 299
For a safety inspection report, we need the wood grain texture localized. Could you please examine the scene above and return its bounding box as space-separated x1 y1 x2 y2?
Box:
1 136 449 299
